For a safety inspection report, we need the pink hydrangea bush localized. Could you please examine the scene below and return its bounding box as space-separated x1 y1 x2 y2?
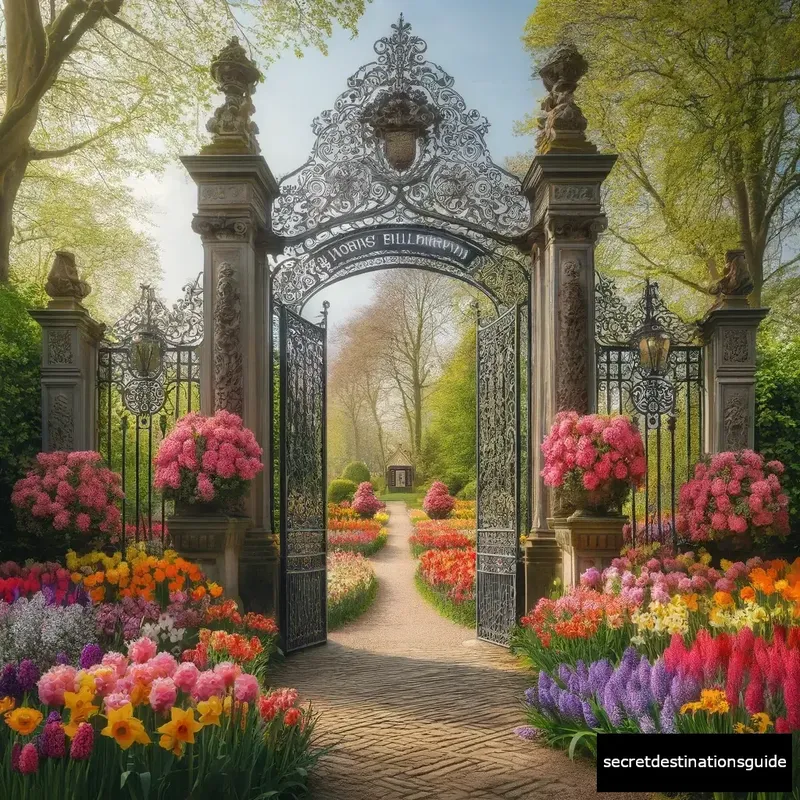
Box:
11 451 123 556
541 412 646 512
676 450 790 544
154 410 263 509
351 482 384 519
423 481 456 520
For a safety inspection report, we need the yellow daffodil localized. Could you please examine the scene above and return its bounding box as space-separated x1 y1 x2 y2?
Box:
5 707 43 735
0 697 15 715
196 697 223 727
157 707 204 756
101 704 151 750
63 687 99 725
751 712 772 733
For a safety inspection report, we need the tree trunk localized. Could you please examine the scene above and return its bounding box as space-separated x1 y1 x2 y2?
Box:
0 156 28 282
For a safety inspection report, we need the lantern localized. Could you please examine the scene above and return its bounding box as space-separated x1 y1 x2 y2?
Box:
632 280 671 376
130 330 163 378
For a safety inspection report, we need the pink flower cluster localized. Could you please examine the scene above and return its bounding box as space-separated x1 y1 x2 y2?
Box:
423 481 456 520
37 637 262 714
541 412 646 493
154 410 263 506
11 451 123 541
676 450 790 543
351 482 384 518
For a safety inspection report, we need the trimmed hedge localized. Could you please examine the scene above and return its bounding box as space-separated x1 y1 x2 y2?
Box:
341 461 371 485
328 478 357 504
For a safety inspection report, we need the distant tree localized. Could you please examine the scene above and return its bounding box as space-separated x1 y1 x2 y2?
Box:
520 0 800 308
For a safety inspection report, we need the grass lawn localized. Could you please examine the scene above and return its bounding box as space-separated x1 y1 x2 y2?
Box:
378 491 425 507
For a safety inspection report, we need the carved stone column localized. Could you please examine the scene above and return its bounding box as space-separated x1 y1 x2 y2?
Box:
29 252 105 453
700 257 768 454
519 44 617 611
181 38 282 614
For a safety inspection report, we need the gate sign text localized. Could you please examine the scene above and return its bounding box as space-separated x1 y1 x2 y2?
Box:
313 226 482 269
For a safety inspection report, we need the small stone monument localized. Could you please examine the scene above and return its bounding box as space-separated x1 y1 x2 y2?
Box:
45 251 92 308
709 248 754 309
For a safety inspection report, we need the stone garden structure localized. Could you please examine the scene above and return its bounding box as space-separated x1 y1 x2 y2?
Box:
30 17 767 653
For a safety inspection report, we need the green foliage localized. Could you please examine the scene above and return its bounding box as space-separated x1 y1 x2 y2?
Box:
370 474 386 494
376 491 424 507
441 471 469 496
457 480 476 500
341 460 371 485
413 571 475 628
423 325 476 480
327 572 378 630
756 329 800 552
0 284 42 559
328 479 357 504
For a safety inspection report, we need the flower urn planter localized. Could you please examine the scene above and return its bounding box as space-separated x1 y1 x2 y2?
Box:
549 513 627 589
169 512 251 605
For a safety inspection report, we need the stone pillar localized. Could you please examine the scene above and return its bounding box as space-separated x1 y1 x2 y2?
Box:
29 252 105 453
181 37 282 614
519 44 617 611
700 251 768 454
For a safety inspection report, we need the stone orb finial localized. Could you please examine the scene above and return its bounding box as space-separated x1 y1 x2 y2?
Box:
535 43 597 155
45 251 91 302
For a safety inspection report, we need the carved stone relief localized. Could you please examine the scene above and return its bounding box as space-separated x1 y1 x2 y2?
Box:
48 330 74 365
191 215 251 242
550 184 599 203
721 328 749 364
48 392 75 451
199 184 250 205
213 262 244 416
722 387 750 451
546 215 607 243
556 258 589 413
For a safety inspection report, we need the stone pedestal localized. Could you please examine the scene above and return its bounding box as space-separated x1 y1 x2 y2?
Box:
522 533 562 613
521 153 617 535
169 514 251 605
700 306 768 454
29 296 104 453
550 513 626 589
181 153 281 614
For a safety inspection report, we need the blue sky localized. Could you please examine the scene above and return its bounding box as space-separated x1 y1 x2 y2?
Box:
139 0 541 327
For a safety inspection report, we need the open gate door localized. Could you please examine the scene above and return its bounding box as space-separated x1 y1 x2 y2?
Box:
476 304 522 646
277 302 328 653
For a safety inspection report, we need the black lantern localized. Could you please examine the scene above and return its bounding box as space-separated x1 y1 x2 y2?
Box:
632 280 671 376
130 330 163 378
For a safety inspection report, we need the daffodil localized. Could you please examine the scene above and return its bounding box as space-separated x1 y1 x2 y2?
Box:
196 696 222 727
5 707 43 735
101 704 151 750
157 707 203 756
0 697 15 715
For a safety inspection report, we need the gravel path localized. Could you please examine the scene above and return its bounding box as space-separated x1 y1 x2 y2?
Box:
272 501 647 800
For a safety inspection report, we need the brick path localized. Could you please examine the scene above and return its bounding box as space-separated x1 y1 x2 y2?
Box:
273 502 647 800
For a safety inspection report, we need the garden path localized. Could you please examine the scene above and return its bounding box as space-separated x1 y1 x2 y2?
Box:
273 502 647 800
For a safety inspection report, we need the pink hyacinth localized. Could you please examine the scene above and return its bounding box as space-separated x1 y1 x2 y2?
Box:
69 722 94 759
128 636 158 664
18 743 39 774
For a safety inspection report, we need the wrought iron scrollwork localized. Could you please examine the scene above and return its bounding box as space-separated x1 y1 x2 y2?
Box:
279 305 327 653
476 305 520 647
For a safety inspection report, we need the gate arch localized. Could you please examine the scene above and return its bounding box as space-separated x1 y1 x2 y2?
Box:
270 16 532 650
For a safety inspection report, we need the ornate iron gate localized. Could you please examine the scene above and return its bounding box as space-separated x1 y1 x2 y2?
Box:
277 302 328 653
476 304 522 646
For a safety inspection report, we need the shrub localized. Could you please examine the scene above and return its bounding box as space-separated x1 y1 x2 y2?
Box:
457 479 476 500
341 460 371 485
0 284 42 559
351 482 384 518
441 471 469 496
11 452 123 559
154 410 263 510
423 481 455 519
328 479 357 504
676 450 789 545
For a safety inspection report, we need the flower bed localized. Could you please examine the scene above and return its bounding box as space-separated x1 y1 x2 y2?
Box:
451 500 476 520
409 529 474 558
415 548 475 627
327 518 388 556
327 552 377 630
0 639 316 799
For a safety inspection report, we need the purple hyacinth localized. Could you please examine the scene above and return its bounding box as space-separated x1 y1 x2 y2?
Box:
39 721 66 758
649 660 671 705
55 652 70 666
0 664 21 700
557 691 583 724
636 656 652 690
11 743 21 772
567 672 581 695
638 715 657 733
514 725 542 741
17 660 40 694
46 711 61 724
79 643 103 669
524 687 537 707
588 659 614 697
623 679 650 718
669 673 700 709
659 696 678 733
582 700 599 728
558 663 573 685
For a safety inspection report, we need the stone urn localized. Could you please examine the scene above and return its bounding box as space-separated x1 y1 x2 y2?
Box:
549 512 627 589
169 506 251 605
